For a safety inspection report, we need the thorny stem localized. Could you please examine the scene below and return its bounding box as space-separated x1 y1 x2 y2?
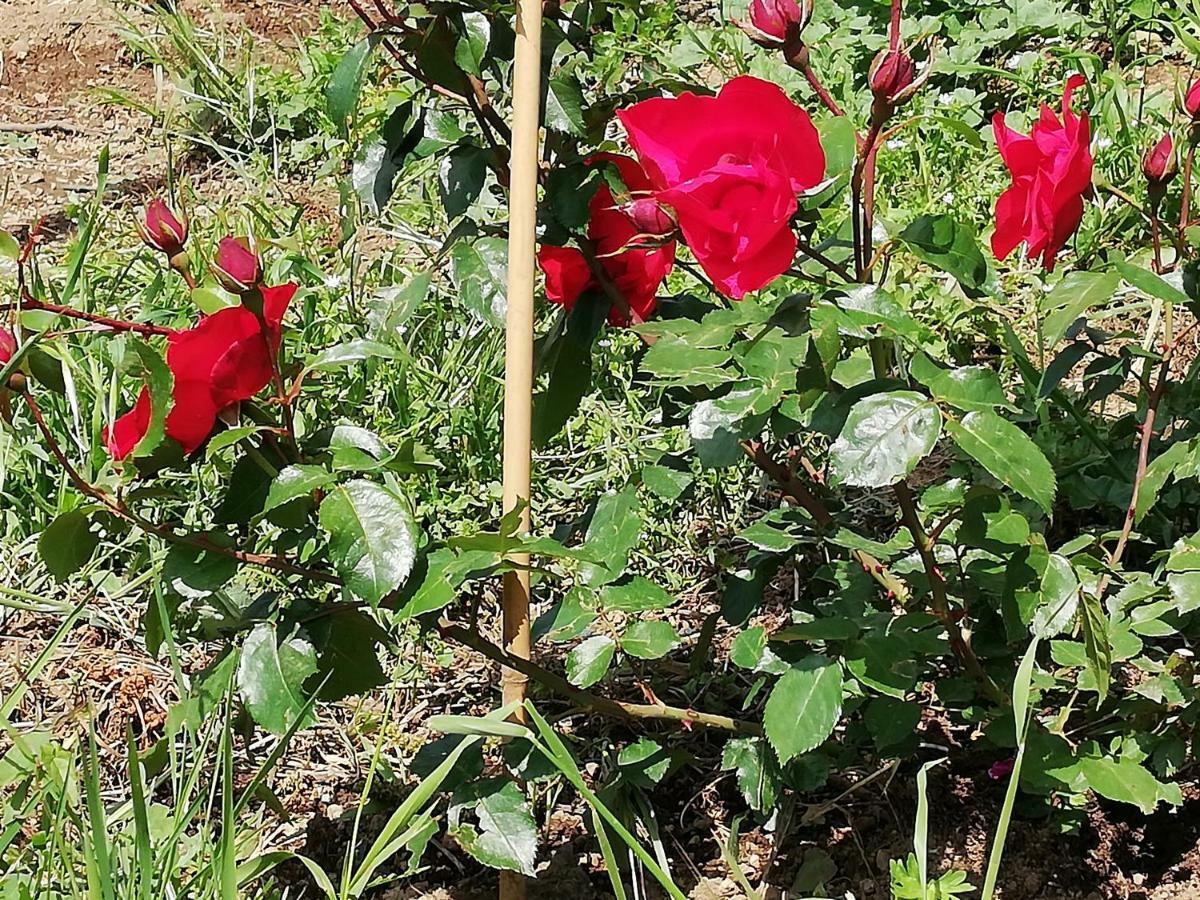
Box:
437 620 762 734
852 114 887 281
799 57 845 118
18 387 336 583
740 439 909 602
6 297 174 338
1096 320 1200 603
892 481 1006 705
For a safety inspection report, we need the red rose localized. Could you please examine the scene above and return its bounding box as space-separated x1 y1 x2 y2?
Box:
107 283 296 460
138 199 187 256
0 327 15 366
1186 80 1200 120
991 74 1093 272
537 154 676 326
618 76 825 298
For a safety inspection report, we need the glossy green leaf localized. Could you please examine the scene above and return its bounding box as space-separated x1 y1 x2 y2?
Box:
566 635 615 688
450 779 537 876
1040 271 1120 346
721 736 780 812
237 623 318 735
580 487 641 587
320 480 419 606
829 391 941 487
1032 554 1079 638
621 620 680 659
763 656 843 764
326 37 376 132
263 465 335 516
945 410 1056 515
600 576 674 612
899 214 989 295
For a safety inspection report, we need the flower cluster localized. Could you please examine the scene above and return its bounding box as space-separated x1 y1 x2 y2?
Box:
107 233 296 460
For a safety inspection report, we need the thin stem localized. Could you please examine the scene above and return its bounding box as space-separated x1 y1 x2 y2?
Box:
892 480 1006 704
794 235 853 282
852 115 887 280
7 298 174 337
1182 139 1196 236
740 439 908 601
19 387 335 584
800 58 844 118
437 620 762 734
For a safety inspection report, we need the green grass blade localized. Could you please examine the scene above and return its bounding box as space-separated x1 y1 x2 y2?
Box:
83 724 115 900
126 727 153 900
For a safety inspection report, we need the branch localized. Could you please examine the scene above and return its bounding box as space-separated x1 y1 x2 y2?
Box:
892 480 1006 705
6 298 174 338
437 619 762 734
740 439 909 601
18 387 337 584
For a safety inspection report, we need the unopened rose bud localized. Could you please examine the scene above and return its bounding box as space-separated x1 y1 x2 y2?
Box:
869 48 916 106
622 197 676 239
0 327 15 366
1143 134 1177 183
212 237 261 295
1185 80 1200 121
137 199 188 257
748 0 811 43
7 372 26 393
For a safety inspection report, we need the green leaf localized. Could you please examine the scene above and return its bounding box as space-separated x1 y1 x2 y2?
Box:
915 360 1010 413
368 272 432 341
454 11 490 76
128 340 174 460
618 737 671 786
326 37 376 132
829 391 941 488
1135 440 1188 522
214 455 271 525
763 656 843 764
1040 271 1120 346
533 293 607 446
310 609 388 700
865 697 921 753
580 488 642 587
1032 554 1079 638
449 779 537 876
205 426 264 459
306 339 400 372
899 214 990 295
352 101 420 214
0 229 19 260
1079 589 1111 702
721 737 780 813
532 589 596 643
621 621 680 659
320 480 419 606
450 237 508 326
729 626 788 674
1078 756 1181 814
544 73 586 134
641 465 693 502
439 145 490 220
237 623 317 735
946 410 1056 515
162 537 237 600
600 577 674 613
39 509 99 580
566 636 615 688
263 465 335 516
1115 259 1190 305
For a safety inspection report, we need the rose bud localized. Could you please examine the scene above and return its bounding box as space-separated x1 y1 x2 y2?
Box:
1184 79 1200 121
748 0 810 43
212 237 261 294
137 199 188 256
1143 134 1177 188
869 48 917 106
621 197 677 240
0 327 15 366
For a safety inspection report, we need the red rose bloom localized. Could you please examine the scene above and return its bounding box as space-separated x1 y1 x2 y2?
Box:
538 153 676 326
618 76 825 298
107 283 296 460
0 327 15 366
991 74 1093 272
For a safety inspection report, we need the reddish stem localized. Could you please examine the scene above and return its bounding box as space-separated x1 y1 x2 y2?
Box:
11 297 174 338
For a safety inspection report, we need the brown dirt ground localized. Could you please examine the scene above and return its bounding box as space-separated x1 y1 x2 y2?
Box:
5 2 1200 899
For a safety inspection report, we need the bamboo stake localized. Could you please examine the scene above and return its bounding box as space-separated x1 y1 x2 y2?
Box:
499 3 543 896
